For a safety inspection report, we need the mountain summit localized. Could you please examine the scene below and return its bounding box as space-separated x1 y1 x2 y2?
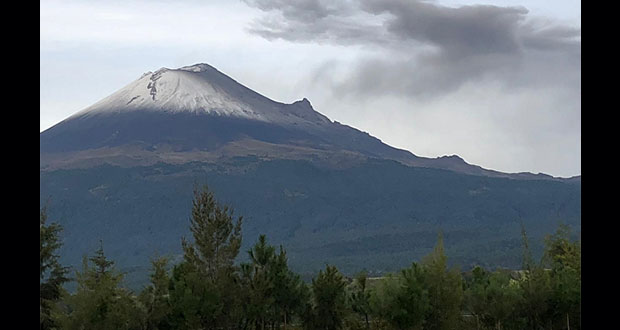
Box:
40 63 581 287
69 63 330 126
41 63 570 181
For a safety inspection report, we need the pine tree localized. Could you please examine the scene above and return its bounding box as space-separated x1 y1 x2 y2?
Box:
181 184 242 280
305 265 348 330
62 241 141 330
167 261 221 330
349 271 371 329
238 235 307 330
421 232 463 330
370 263 429 330
40 206 70 330
517 225 552 330
244 235 277 330
89 240 116 284
271 244 306 330
544 224 581 330
172 184 244 329
138 256 172 330
463 265 488 329
464 266 523 330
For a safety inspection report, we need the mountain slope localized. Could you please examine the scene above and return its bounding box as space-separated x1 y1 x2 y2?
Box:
40 158 581 289
66 63 331 125
40 63 574 181
39 62 580 288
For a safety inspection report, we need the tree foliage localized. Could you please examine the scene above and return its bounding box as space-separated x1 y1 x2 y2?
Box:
40 206 70 330
43 186 580 330
349 271 372 329
181 184 243 280
420 232 463 330
544 224 581 330
171 184 244 329
304 265 348 330
138 256 173 330
370 264 428 330
238 235 307 330
60 242 142 330
464 267 522 330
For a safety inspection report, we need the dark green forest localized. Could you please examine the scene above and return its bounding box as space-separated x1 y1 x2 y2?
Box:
41 185 581 330
40 158 581 289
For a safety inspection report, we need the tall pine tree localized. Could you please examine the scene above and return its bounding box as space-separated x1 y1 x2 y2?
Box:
544 224 581 330
349 271 372 330
181 184 242 280
370 263 429 330
61 241 141 330
421 232 463 330
138 256 172 330
304 265 348 330
172 184 244 329
518 224 552 330
40 206 70 330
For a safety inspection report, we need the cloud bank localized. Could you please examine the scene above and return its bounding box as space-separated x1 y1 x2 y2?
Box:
241 0 580 177
242 0 580 98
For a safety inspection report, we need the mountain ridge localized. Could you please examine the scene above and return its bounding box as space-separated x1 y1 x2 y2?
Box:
39 62 581 288
41 62 576 181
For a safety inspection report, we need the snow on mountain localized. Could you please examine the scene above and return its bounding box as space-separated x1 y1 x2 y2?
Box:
41 62 575 181
70 63 330 126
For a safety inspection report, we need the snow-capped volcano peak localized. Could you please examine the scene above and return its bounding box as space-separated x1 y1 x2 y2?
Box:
71 63 330 126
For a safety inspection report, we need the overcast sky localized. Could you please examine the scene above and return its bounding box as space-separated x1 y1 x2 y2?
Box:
40 0 580 178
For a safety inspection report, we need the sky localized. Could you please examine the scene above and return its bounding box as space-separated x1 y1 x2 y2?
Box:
40 0 580 178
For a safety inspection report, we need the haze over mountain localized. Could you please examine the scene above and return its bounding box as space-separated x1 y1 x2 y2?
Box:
40 63 580 288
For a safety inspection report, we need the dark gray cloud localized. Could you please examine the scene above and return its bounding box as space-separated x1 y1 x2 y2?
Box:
518 19 581 51
360 0 529 57
242 0 580 98
243 0 579 52
242 0 358 25
242 0 391 45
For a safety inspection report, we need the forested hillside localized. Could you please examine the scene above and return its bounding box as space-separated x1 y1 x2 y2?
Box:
40 157 581 288
41 185 581 330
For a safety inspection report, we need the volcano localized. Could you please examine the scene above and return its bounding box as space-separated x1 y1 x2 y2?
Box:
40 63 568 181
40 63 580 288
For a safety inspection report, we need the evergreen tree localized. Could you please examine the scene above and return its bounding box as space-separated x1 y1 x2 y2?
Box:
167 261 222 330
272 245 307 330
61 241 141 330
181 184 243 280
370 263 429 330
463 265 488 329
243 235 277 330
420 232 463 330
544 224 581 273
238 235 307 330
304 265 348 330
40 206 70 330
138 256 172 330
349 271 371 329
173 184 244 329
465 267 522 330
517 225 552 330
544 224 581 330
